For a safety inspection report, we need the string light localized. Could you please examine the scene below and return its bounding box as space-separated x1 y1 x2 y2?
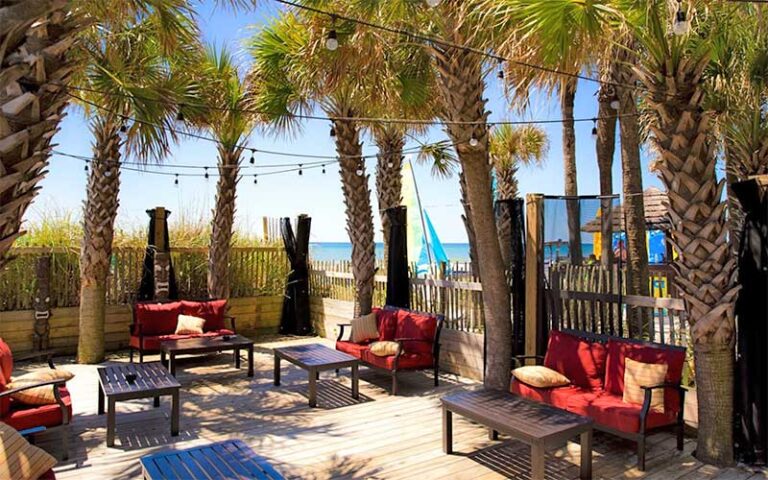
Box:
356 162 364 176
326 16 339 51
591 119 598 140
322 164 326 174
497 59 504 80
84 164 89 172
673 1 691 36
176 109 185 122
174 174 179 186
298 164 303 175
610 99 620 110
204 167 209 180
249 149 255 164
469 134 479 147
426 0 440 6
330 126 336 138
254 174 258 184
119 122 128 134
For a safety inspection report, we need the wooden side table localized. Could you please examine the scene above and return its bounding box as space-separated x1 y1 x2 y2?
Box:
98 362 181 447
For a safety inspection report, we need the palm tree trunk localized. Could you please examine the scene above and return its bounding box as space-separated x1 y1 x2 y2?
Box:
373 128 404 256
0 1 78 267
459 172 480 278
495 164 519 273
333 114 376 317
561 78 582 264
208 147 242 299
432 44 511 390
78 118 122 364
595 81 617 268
617 88 651 337
636 54 739 467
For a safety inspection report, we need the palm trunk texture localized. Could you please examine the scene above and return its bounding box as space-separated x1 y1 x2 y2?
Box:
494 162 519 272
374 128 404 255
595 81 617 269
561 78 583 264
333 115 376 317
432 39 511 390
636 54 740 467
0 0 79 267
78 119 122 364
208 147 242 300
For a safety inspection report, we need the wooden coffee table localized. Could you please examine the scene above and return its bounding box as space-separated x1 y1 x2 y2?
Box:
273 344 359 408
441 389 593 480
159 334 254 377
98 362 181 447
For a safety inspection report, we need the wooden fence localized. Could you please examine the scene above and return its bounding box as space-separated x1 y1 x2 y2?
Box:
0 246 288 311
309 260 485 333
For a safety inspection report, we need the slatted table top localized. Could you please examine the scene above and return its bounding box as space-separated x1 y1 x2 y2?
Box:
98 362 180 397
274 343 358 368
442 389 593 444
160 334 253 353
140 439 284 480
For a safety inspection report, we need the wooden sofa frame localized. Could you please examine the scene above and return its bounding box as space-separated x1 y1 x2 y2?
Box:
515 328 686 471
129 299 236 363
337 314 444 395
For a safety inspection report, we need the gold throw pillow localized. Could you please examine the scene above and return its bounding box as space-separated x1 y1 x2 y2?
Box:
369 341 401 357
622 357 668 413
350 313 378 343
8 369 74 406
512 365 570 388
0 423 57 480
175 314 206 335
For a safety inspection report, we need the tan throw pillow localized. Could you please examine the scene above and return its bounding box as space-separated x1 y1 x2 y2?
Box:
175 314 205 335
623 357 668 413
8 369 74 406
512 365 570 388
0 423 57 479
350 313 378 343
369 341 401 357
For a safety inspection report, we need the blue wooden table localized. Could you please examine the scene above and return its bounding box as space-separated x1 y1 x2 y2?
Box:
140 440 284 479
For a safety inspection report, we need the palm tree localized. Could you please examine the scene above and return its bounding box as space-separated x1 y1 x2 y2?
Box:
73 12 195 364
183 45 257 299
490 124 548 268
248 12 401 316
626 1 745 465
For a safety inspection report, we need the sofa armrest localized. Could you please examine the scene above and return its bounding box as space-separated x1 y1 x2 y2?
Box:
639 382 686 432
225 315 237 333
394 337 430 343
336 324 351 342
513 355 544 368
14 349 60 369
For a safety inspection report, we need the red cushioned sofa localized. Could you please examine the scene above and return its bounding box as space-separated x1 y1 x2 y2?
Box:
336 306 444 395
0 339 72 461
511 329 686 471
130 299 236 362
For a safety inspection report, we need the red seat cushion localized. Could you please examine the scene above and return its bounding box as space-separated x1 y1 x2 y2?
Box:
394 310 437 355
375 308 399 341
181 300 228 331
130 329 234 351
39 469 56 480
3 386 72 431
361 350 434 370
511 381 598 417
335 341 371 359
0 339 13 384
604 340 686 413
586 393 677 434
134 302 183 336
544 330 607 391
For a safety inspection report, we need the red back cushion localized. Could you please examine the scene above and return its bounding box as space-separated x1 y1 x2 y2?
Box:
134 302 182 335
374 308 398 341
0 339 12 384
181 300 227 331
0 370 9 417
394 310 438 354
544 330 607 391
604 339 686 412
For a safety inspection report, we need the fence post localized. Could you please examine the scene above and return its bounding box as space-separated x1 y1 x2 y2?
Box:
33 255 52 351
524 194 544 359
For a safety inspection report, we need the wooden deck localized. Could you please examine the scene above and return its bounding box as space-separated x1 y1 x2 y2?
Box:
18 336 767 479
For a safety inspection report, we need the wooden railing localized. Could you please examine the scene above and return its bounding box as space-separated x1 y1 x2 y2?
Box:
0 246 288 311
309 261 485 332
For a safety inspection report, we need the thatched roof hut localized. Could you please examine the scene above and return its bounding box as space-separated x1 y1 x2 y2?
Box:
582 187 670 233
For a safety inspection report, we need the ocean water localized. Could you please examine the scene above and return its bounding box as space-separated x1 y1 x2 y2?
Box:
309 242 471 262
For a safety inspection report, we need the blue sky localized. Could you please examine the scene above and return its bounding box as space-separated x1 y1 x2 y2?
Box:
34 2 661 243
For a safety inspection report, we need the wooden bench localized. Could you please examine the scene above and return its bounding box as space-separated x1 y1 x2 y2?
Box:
442 389 593 480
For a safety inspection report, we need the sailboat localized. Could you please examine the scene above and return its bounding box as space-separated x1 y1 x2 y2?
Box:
401 156 451 277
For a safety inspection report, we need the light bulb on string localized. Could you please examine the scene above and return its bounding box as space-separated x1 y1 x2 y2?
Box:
330 126 336 138
673 2 691 36
298 164 303 176
326 29 339 51
204 167 209 180
497 59 504 80
322 164 326 174
356 162 364 176
253 174 258 185
591 119 598 140
84 163 89 172
249 149 255 164
469 134 479 147
426 0 440 7
387 161 394 168
610 99 620 110
174 174 179 186
176 108 185 122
